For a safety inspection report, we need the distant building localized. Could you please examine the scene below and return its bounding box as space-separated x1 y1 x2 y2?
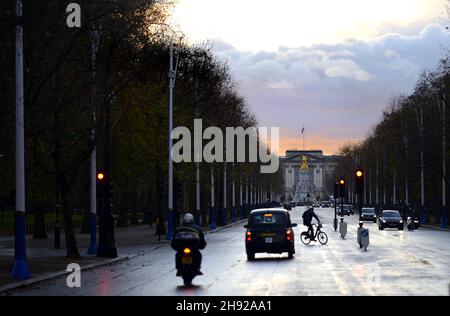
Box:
281 150 339 202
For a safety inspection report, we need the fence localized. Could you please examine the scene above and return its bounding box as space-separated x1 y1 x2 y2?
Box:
25 218 87 235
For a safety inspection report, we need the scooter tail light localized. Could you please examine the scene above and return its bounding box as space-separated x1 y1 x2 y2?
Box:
183 248 191 254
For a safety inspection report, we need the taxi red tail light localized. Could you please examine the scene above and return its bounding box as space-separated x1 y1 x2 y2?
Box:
286 229 293 241
246 231 252 241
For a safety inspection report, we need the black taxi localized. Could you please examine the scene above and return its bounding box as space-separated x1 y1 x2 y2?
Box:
244 208 297 261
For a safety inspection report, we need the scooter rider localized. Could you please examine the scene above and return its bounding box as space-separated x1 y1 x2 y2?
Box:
171 213 207 275
302 206 320 241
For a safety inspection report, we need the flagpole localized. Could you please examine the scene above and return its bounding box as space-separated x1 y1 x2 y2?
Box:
302 126 305 151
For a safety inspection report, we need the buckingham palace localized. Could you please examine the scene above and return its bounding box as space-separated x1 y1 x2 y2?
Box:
280 150 339 202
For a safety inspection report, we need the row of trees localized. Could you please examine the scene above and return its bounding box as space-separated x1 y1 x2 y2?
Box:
329 56 450 225
0 0 283 257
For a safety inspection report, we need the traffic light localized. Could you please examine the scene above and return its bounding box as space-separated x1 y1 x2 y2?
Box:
355 167 364 194
96 170 107 200
338 177 346 198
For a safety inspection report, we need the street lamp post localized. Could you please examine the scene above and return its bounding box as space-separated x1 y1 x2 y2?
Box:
376 158 379 209
209 166 216 229
11 0 30 280
416 107 425 224
239 174 243 220
402 132 409 206
195 162 200 225
223 159 227 225
232 163 236 222
166 40 178 240
439 94 447 228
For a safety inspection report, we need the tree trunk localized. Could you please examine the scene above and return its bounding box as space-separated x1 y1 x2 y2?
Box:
61 175 80 258
155 163 166 235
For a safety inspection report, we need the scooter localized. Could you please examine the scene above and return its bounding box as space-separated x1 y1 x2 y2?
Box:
171 231 204 286
176 246 201 286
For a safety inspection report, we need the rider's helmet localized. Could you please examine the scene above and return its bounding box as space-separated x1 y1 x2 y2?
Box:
182 213 195 225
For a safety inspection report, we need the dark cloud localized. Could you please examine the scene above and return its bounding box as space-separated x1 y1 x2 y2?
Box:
212 24 450 154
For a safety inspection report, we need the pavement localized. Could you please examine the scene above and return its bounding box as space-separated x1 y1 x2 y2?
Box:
0 219 245 293
2 207 449 296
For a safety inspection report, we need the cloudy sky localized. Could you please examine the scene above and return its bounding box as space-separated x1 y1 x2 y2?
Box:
170 0 450 155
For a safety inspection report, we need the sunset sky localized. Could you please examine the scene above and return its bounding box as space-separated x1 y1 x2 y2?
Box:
170 0 450 155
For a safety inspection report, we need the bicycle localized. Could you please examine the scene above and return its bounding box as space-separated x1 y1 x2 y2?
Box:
300 223 328 245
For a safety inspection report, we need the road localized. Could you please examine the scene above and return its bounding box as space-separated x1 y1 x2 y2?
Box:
5 207 450 296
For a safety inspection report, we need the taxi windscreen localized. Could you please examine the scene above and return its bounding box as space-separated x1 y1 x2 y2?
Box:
250 213 286 226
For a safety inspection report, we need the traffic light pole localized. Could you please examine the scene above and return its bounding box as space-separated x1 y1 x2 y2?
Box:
97 81 118 258
358 192 363 222
334 196 337 231
333 182 338 231
88 24 100 255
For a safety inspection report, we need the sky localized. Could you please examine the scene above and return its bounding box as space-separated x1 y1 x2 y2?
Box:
170 0 450 155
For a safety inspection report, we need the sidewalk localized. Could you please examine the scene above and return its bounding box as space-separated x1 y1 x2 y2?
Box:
420 223 450 231
0 219 246 293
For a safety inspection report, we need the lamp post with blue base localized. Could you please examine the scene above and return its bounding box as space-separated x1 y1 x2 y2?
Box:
11 0 30 280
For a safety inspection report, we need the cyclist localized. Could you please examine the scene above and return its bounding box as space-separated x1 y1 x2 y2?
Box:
302 206 321 241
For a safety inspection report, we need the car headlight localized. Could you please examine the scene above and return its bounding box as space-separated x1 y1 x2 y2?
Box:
382 219 386 223
400 220 403 223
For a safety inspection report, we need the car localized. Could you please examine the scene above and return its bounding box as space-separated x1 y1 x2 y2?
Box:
244 208 297 260
338 204 353 216
361 207 377 223
313 202 320 208
378 210 403 230
321 201 331 208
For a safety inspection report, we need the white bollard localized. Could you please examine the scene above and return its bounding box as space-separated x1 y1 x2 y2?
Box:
339 219 347 239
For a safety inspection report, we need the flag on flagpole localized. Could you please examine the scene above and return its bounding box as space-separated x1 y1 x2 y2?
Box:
301 126 305 134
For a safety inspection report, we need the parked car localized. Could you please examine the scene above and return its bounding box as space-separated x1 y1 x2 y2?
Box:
244 208 297 260
378 210 403 230
361 207 377 223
